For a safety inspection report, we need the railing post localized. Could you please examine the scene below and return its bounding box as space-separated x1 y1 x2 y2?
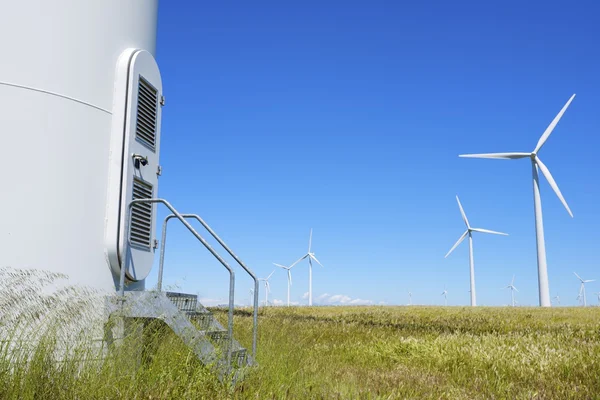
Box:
157 217 169 292
227 271 235 367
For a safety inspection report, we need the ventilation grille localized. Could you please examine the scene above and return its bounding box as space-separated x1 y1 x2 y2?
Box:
135 76 158 151
130 178 153 250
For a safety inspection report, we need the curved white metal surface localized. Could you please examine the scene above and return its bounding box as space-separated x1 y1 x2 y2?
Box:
0 0 159 294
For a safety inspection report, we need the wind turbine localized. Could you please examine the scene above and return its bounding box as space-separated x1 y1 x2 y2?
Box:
574 272 594 307
445 195 508 306
273 263 294 307
576 288 583 306
595 292 600 306
553 294 560 305
408 291 412 306
249 288 254 307
289 229 325 306
258 270 275 307
459 94 576 307
441 286 448 306
504 275 518 307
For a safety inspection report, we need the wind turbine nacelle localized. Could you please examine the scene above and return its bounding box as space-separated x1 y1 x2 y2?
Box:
0 0 162 294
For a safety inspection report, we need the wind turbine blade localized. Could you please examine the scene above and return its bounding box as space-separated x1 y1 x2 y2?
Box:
445 230 468 258
310 254 325 268
534 94 576 154
289 254 308 269
535 157 573 218
459 152 530 160
288 270 292 286
513 286 519 292
511 274 515 286
455 195 470 228
574 272 583 282
273 263 288 269
267 269 275 280
471 228 508 236
584 279 596 283
266 281 270 293
308 228 313 253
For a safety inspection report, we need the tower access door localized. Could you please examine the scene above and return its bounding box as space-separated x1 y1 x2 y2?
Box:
106 49 163 285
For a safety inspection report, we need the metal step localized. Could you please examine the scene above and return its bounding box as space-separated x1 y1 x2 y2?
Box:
165 292 198 312
206 329 229 344
186 311 213 331
231 348 247 367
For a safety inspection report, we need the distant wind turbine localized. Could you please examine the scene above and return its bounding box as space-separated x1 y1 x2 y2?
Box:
459 94 576 307
595 292 600 306
445 195 508 306
553 294 560 305
574 272 594 307
441 286 448 306
258 270 275 307
408 291 412 306
274 263 295 307
504 275 518 307
289 229 325 306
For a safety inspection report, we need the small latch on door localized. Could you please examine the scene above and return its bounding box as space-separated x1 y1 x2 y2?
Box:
132 154 148 169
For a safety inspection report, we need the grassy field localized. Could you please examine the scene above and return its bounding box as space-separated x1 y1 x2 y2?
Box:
2 304 600 399
227 306 600 399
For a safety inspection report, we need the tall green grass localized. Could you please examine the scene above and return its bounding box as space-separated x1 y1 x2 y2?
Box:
1 269 599 399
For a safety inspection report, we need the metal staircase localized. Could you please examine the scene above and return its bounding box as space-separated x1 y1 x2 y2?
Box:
108 198 260 384
166 292 254 369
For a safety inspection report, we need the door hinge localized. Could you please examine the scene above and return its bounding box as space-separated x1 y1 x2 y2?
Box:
160 96 166 106
153 239 159 249
157 165 162 176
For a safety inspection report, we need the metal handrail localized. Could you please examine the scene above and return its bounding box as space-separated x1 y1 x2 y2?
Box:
118 199 235 365
158 213 259 359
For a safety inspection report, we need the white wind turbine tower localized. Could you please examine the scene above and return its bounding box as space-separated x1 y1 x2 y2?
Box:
441 286 448 306
445 195 508 306
258 270 275 307
274 263 295 307
289 229 325 306
459 94 576 307
574 272 594 307
504 275 518 307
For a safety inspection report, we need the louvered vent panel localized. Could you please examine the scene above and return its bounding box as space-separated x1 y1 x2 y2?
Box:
130 178 153 250
135 76 158 150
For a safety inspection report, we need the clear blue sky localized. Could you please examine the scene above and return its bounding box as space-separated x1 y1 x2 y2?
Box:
148 1 600 307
